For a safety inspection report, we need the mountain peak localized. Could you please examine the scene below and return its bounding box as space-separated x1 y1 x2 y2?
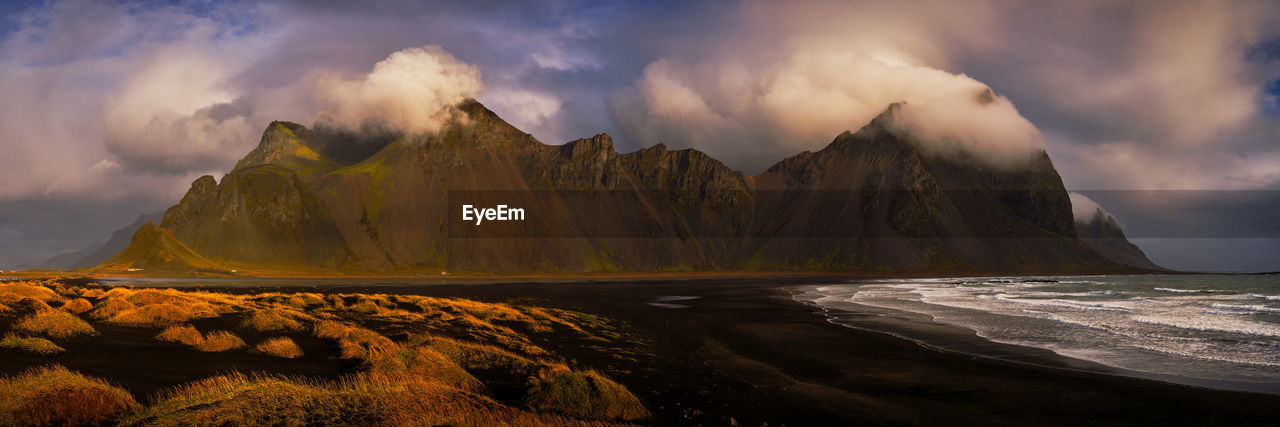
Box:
234 121 323 171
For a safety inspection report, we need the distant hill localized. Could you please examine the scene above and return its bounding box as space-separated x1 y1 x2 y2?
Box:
95 222 222 273
36 212 162 269
1074 207 1163 270
100 99 1147 275
36 243 100 270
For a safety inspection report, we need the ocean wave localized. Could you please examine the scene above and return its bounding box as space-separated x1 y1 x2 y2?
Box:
1132 315 1280 338
1154 287 1203 293
993 294 1131 312
1127 341 1280 368
1209 303 1280 314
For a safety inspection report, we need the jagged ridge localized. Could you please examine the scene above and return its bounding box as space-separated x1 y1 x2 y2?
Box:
100 99 1145 274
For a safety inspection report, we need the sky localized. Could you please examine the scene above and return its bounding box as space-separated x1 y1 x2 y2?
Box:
0 0 1278 271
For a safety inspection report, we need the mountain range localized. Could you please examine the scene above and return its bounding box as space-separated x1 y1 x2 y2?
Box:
95 100 1158 275
36 212 162 270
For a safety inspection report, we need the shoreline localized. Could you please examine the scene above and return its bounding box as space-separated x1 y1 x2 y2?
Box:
2 265 1172 282
788 284 1280 396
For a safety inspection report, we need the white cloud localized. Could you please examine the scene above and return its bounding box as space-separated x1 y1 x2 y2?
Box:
610 46 1045 171
1068 192 1107 222
102 38 260 174
480 87 563 141
313 45 483 135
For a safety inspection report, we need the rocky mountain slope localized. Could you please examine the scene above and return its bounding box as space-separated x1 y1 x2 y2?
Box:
100 100 1144 274
1074 207 1163 270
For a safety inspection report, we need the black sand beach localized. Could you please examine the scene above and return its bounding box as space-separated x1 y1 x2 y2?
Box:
189 277 1280 426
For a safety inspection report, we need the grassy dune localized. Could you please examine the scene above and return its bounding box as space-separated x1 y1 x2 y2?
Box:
0 333 64 354
0 365 140 426
0 279 648 425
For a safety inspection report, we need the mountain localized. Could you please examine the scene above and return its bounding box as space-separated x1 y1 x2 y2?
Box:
96 222 223 273
35 212 163 270
36 242 101 270
100 99 1142 274
1074 208 1163 270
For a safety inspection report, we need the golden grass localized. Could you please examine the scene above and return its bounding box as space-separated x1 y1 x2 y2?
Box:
253 337 304 359
0 333 65 354
155 324 205 347
0 365 139 426
14 309 97 338
283 293 325 308
0 281 63 303
239 308 306 333
61 298 94 314
155 325 245 352
1 281 647 425
351 298 385 315
523 367 649 421
104 303 201 327
122 289 197 306
311 319 351 340
122 372 603 426
338 327 398 361
422 335 543 374
89 297 136 320
197 331 245 352
365 347 484 393
11 297 52 312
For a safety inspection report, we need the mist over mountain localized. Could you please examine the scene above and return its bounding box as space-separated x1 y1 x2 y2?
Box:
99 99 1148 275
36 212 162 269
1069 193 1163 270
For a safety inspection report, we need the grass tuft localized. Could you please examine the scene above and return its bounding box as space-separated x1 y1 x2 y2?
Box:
523 367 649 421
105 303 204 328
197 330 245 352
124 372 587 426
61 298 94 314
253 337 304 359
0 282 63 303
0 333 65 354
155 324 205 347
14 309 97 339
239 308 306 333
0 365 139 426
88 298 136 320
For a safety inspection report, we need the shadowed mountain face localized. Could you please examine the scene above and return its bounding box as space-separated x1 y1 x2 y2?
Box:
1075 208 1163 270
102 100 1139 274
37 212 163 270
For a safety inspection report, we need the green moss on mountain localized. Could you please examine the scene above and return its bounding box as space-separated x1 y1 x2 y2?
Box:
101 99 1139 275
98 223 221 272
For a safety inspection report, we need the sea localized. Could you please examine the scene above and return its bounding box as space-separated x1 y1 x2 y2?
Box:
792 274 1280 394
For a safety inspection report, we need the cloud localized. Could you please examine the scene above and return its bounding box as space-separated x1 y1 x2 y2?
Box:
312 45 483 135
480 87 564 141
102 41 259 174
609 37 1045 172
1067 192 1107 222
